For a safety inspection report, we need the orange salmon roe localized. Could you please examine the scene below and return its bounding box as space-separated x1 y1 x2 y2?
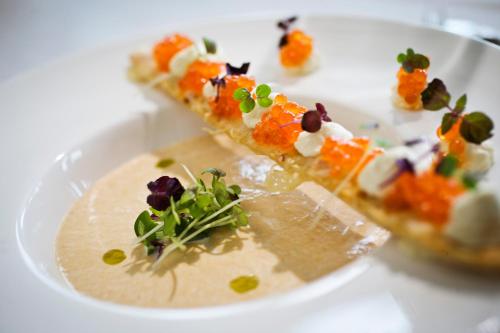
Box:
320 137 383 179
209 75 255 120
437 116 466 163
384 171 465 225
397 67 428 109
280 29 313 68
153 34 193 72
178 60 225 97
252 99 307 152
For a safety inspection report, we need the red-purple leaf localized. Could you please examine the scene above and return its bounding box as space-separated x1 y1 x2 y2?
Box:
301 110 322 133
146 176 185 211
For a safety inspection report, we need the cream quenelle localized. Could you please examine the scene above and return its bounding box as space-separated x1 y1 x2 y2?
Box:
169 41 224 78
294 122 352 157
445 189 500 246
358 140 434 198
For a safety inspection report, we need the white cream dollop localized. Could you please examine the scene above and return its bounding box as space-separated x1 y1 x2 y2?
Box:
169 42 224 78
202 80 217 99
463 143 494 174
358 141 434 198
168 45 200 78
294 122 353 157
358 146 415 198
445 190 500 246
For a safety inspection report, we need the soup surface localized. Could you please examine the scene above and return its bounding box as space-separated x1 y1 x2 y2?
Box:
56 134 388 308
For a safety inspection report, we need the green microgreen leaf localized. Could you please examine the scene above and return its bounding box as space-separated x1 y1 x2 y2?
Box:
441 112 458 135
462 173 478 189
149 207 164 218
233 88 250 101
233 87 258 113
231 205 248 227
228 184 242 196
255 84 271 98
162 213 177 237
454 94 467 114
179 189 195 206
134 211 158 238
435 155 459 177
240 98 256 113
202 167 226 179
459 112 494 144
202 37 217 54
258 96 273 108
421 78 451 111
189 204 205 219
398 48 430 73
397 53 406 64
196 193 213 209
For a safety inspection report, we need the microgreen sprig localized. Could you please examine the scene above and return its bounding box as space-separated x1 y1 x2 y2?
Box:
233 84 273 113
202 37 217 54
133 166 250 267
397 48 430 73
421 78 494 144
435 154 481 189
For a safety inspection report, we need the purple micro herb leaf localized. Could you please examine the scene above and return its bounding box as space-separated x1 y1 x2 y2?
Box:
209 76 226 102
315 103 332 122
380 158 415 188
150 240 166 260
146 176 185 211
277 16 298 31
431 142 441 154
404 138 424 146
278 35 289 48
301 110 322 133
209 76 225 87
226 62 250 76
277 16 298 48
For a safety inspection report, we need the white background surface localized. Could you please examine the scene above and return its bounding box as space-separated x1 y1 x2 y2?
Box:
1 0 500 82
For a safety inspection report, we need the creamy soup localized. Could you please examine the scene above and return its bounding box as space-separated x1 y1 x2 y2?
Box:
56 134 388 308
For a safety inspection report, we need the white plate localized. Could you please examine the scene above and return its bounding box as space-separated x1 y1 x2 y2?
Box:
1 15 500 333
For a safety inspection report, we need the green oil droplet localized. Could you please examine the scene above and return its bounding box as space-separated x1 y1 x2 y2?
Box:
102 249 126 265
156 158 175 169
229 275 259 294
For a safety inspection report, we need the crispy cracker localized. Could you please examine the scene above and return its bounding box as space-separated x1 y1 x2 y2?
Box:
128 53 500 272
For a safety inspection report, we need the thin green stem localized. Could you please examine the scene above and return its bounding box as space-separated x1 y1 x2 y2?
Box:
177 216 201 240
170 196 180 224
181 163 198 185
153 215 236 268
197 197 245 225
134 222 164 244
